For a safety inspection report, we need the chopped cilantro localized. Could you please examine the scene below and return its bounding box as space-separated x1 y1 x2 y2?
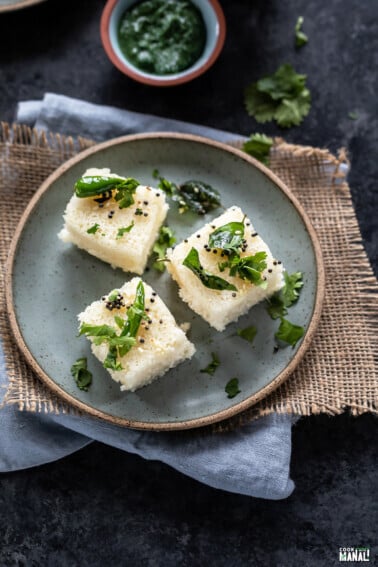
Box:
348 111 358 120
225 378 241 399
87 223 100 234
237 326 257 344
152 168 160 179
108 289 120 302
152 226 176 272
275 317 305 348
295 16 308 48
244 64 311 128
266 271 304 319
116 222 134 239
242 133 273 165
79 281 147 371
183 247 237 291
200 352 220 375
71 357 92 391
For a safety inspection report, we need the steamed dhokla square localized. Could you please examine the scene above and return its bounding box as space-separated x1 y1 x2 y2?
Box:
166 206 284 331
78 278 195 392
59 168 168 274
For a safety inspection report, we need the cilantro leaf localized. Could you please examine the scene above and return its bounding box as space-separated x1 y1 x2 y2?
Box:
237 326 257 344
116 222 134 239
183 247 237 291
242 134 273 165
208 220 245 255
152 226 176 272
266 271 304 319
79 281 146 370
244 64 311 128
87 223 100 234
275 317 305 348
228 251 268 286
225 378 241 399
114 178 140 209
295 16 308 48
200 352 220 375
70 357 92 391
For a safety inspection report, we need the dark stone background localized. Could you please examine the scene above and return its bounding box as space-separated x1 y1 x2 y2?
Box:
0 0 377 565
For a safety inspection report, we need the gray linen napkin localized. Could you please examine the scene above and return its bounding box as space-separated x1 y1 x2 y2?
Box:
0 93 296 499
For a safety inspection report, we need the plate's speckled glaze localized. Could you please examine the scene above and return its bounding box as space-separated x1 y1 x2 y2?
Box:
6 134 324 430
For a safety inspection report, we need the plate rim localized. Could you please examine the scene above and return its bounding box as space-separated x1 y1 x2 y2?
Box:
0 0 46 13
5 132 325 430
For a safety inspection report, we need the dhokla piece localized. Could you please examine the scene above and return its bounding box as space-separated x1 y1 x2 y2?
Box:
58 168 169 274
166 206 284 331
78 277 195 392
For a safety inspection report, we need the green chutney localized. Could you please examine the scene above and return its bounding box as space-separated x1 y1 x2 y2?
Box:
118 0 207 75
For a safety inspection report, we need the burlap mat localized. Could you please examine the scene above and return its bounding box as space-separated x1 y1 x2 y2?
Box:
1 123 377 429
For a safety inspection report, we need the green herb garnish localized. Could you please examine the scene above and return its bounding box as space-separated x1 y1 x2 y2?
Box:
242 133 273 165
244 64 311 127
71 357 93 391
79 281 147 371
227 252 268 286
182 247 237 291
225 378 241 399
135 208 143 216
152 170 221 215
108 289 120 302
348 111 358 120
116 222 134 239
266 271 304 319
200 352 220 375
152 226 176 272
275 317 305 348
295 16 308 48
208 220 245 255
74 175 140 209
87 223 100 234
237 326 257 344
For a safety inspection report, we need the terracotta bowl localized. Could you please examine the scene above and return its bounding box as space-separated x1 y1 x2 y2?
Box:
100 0 226 86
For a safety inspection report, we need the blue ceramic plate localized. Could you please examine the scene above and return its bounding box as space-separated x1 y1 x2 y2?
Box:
6 134 324 430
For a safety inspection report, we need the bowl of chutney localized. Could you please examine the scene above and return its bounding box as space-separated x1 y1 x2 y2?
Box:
101 0 226 86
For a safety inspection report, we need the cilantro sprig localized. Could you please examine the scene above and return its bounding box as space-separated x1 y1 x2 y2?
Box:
79 281 147 371
116 222 134 239
200 352 220 375
295 16 308 48
266 271 304 319
244 64 311 128
71 357 93 391
237 326 257 344
242 133 273 165
275 318 305 348
152 226 176 272
87 223 100 234
74 175 140 209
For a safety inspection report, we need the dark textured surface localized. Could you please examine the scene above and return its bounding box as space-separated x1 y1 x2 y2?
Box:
0 0 377 565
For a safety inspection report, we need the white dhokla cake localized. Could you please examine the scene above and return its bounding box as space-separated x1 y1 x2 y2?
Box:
59 168 168 274
78 278 195 392
167 206 284 331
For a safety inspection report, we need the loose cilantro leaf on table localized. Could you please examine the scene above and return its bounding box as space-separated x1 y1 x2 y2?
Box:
244 64 311 128
295 16 308 48
275 318 305 348
79 281 147 371
116 222 134 239
200 352 220 375
225 378 241 399
152 226 176 272
71 357 93 391
183 247 237 291
266 271 304 319
87 223 100 234
242 133 273 165
237 326 257 344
